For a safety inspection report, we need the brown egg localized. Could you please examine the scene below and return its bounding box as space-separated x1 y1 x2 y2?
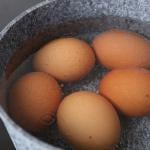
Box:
57 91 121 150
99 68 150 117
33 38 95 82
8 72 62 132
93 29 150 69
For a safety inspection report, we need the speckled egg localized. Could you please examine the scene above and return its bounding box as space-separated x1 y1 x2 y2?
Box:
33 38 95 82
99 68 150 117
8 72 62 132
57 91 121 150
93 29 150 69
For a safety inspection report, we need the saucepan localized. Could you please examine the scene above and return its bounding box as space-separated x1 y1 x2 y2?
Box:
0 0 149 149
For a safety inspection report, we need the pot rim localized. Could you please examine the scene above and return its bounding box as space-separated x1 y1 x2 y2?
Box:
0 0 61 149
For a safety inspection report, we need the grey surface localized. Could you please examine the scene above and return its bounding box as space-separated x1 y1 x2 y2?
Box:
0 119 15 149
0 0 150 150
0 0 42 30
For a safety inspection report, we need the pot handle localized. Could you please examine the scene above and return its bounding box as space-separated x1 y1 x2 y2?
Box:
0 118 16 150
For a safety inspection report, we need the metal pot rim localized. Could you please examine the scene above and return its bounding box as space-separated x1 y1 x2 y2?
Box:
0 0 61 149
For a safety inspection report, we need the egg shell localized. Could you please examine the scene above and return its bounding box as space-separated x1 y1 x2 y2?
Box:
33 38 95 82
93 29 150 69
57 91 121 150
8 72 62 132
99 68 150 117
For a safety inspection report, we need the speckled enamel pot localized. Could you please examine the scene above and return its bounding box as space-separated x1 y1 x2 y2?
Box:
0 0 150 150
